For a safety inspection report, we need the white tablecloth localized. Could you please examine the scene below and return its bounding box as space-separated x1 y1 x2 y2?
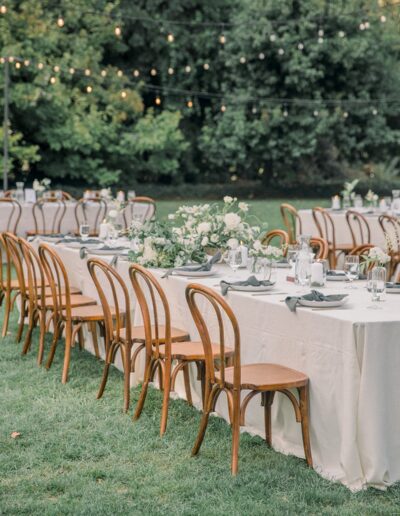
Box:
298 209 387 248
41 242 400 491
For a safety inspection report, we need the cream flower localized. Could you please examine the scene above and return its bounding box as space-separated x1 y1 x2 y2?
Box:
238 202 249 212
224 212 241 230
227 238 239 249
197 222 211 234
201 236 209 246
223 196 234 204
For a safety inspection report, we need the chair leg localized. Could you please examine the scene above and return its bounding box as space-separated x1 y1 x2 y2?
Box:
45 319 62 369
133 356 153 421
1 290 12 337
77 324 85 350
37 310 47 365
160 357 172 436
61 322 73 383
123 343 131 413
97 342 116 400
261 391 275 447
21 307 36 355
299 385 313 467
89 321 100 358
192 386 219 457
182 363 193 406
231 389 241 476
16 296 27 343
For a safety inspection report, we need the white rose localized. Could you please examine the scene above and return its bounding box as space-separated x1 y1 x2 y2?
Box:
210 234 219 243
224 212 241 230
224 196 234 204
108 209 118 219
168 214 175 220
227 238 239 249
197 222 211 234
253 240 262 251
238 202 249 212
201 236 209 246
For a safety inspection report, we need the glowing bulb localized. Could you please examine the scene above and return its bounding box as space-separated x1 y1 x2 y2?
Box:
100 69 107 77
84 68 91 76
0 5 7 14
54 65 60 72
318 29 324 37
338 31 346 38
278 48 284 55
372 108 378 115
297 43 304 50
270 34 276 42
258 53 265 60
219 34 226 44
203 63 210 70
0 58 4 64
8 56 14 63
343 111 349 118
117 70 123 77
187 100 193 108
283 110 288 117
121 91 127 99
24 59 30 66
86 85 92 93
114 26 121 37
252 107 257 114
167 33 174 43
318 37 324 44
15 62 21 69
133 69 140 77
365 21 370 29
239 56 246 64
185 65 191 73
37 62 44 69
57 17 64 28
168 67 174 75
155 96 161 105
313 110 319 117
380 15 387 23
359 23 365 30
221 105 226 112
150 68 157 76
50 76 56 84
69 67 75 74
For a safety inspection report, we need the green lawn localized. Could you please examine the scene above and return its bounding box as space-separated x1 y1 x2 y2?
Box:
1 294 400 514
156 199 330 230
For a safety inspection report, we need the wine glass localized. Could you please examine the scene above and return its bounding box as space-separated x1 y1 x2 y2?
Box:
79 223 90 241
227 249 242 276
367 267 386 310
344 256 359 289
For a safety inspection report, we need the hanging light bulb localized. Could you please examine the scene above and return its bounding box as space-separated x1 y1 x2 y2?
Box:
100 69 107 77
372 107 378 115
380 15 387 23
84 68 91 76
155 96 161 105
0 5 7 14
15 62 21 69
114 26 121 37
37 62 44 69
251 107 257 114
219 34 226 44
121 91 127 99
313 110 319 117
24 59 30 66
338 30 346 38
133 69 140 77
69 67 75 74
318 37 324 44
278 48 285 55
57 16 64 28
359 22 365 30
185 65 191 73
8 56 14 63
53 65 60 72
365 21 370 29
150 68 157 76
221 105 226 112
187 100 193 108
239 56 246 64
203 63 210 70
258 52 265 60
318 29 324 37
297 43 304 51
343 111 349 118
270 34 276 42
50 76 56 84
168 67 174 75
167 33 174 43
86 85 93 93
0 57 5 64
117 70 123 77
283 109 288 117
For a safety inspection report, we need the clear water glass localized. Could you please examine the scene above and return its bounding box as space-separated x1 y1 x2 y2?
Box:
79 223 90 241
227 249 242 275
128 190 136 200
344 256 359 288
368 267 386 310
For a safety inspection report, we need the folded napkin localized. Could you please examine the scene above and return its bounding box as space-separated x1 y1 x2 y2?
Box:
80 245 127 259
220 275 274 296
327 270 346 277
285 290 347 312
89 245 127 252
162 251 221 279
62 237 100 245
386 282 400 289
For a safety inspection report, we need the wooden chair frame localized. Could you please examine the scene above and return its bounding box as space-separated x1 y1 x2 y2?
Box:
0 198 22 234
261 229 289 252
122 197 156 229
280 203 302 245
74 198 107 236
32 198 67 235
309 237 329 260
378 215 400 279
345 210 371 247
185 283 312 475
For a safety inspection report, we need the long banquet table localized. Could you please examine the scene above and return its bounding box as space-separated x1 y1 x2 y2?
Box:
42 241 400 491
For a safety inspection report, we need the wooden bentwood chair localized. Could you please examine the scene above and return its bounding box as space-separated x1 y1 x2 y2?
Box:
379 215 400 279
280 203 302 245
74 197 108 236
28 197 67 236
345 210 371 248
261 229 289 251
122 196 156 229
0 198 22 234
186 284 312 475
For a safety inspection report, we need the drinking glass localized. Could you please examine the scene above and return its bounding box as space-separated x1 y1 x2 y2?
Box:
353 195 363 209
344 255 359 288
109 224 122 247
287 244 299 267
367 267 386 310
128 190 136 200
227 249 243 275
79 223 90 241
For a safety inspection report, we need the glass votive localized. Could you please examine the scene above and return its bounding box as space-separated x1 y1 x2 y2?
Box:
310 259 328 287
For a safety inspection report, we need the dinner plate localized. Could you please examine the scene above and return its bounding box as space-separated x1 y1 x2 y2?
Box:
88 248 129 256
64 241 102 249
327 271 347 282
230 283 275 292
174 270 216 277
298 297 348 308
386 283 400 294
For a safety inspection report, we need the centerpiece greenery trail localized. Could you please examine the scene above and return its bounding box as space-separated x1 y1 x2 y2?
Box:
360 246 391 271
341 179 359 201
128 197 268 268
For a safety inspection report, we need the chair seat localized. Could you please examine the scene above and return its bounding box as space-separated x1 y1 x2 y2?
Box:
61 304 116 321
159 341 233 361
2 280 80 296
118 325 189 343
38 294 97 309
221 363 308 391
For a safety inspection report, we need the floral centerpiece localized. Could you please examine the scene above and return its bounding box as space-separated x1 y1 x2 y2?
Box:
33 178 51 195
248 240 284 279
341 179 359 201
361 246 391 271
169 196 263 253
364 189 379 208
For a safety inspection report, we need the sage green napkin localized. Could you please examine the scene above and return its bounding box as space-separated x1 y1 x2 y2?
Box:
220 275 273 296
285 290 347 312
162 251 221 279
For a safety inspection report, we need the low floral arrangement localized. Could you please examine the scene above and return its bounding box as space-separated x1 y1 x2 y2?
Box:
365 189 379 206
33 178 51 193
341 179 359 200
361 246 391 270
249 240 284 261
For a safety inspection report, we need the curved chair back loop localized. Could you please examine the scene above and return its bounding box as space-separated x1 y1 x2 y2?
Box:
2 232 26 296
75 198 108 236
38 243 71 319
312 207 335 247
345 210 371 247
185 284 241 390
19 238 47 308
379 215 400 251
32 198 66 234
87 258 131 347
349 244 375 271
0 198 22 234
261 229 289 252
128 264 170 359
122 197 156 229
309 237 329 260
280 203 302 244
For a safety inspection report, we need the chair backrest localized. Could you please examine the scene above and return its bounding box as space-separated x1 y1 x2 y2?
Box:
0 198 22 234
122 197 156 229
18 237 47 308
75 198 108 235
44 190 74 201
185 283 240 390
32 198 67 234
38 243 71 318
261 229 289 250
2 232 26 296
280 203 302 244
309 237 329 260
128 263 171 360
87 258 131 347
345 210 371 246
312 207 336 248
349 244 375 271
378 215 400 251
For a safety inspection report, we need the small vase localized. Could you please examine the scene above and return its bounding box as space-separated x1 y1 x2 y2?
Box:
367 265 386 292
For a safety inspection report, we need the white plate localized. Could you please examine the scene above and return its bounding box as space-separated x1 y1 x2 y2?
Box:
298 297 348 308
88 248 129 256
230 283 275 292
174 269 216 277
386 285 400 294
327 271 347 282
64 241 102 249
